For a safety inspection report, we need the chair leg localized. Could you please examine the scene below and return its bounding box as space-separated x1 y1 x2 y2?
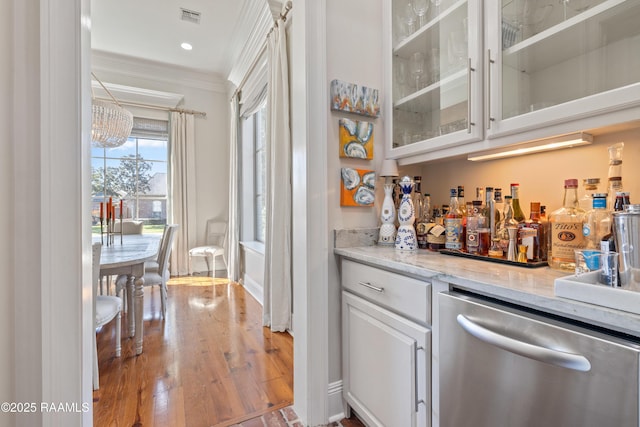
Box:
188 254 193 276
160 282 167 318
115 311 121 357
93 332 99 390
204 255 211 275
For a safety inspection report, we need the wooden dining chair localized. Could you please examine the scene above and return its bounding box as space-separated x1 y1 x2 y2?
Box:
92 242 122 390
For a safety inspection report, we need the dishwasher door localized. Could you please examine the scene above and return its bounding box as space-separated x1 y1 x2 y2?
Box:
439 291 640 427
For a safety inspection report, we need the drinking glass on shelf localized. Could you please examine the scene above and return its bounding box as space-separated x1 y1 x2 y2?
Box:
448 30 467 70
403 2 417 36
430 0 442 17
428 48 440 84
410 52 425 92
395 59 409 99
413 0 429 28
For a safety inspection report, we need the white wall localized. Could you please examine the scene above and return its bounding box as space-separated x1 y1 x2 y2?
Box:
92 52 230 271
326 0 385 410
416 128 640 214
0 2 15 425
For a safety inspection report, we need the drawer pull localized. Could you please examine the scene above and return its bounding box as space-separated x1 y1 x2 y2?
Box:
358 281 384 293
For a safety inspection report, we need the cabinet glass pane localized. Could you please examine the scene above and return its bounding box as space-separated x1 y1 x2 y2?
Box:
501 0 640 120
392 0 469 148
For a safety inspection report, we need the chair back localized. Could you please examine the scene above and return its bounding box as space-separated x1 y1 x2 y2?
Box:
158 224 178 277
92 242 102 328
205 219 227 248
155 224 170 263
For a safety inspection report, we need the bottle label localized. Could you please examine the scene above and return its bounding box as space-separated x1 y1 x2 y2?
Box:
444 217 463 249
551 222 586 261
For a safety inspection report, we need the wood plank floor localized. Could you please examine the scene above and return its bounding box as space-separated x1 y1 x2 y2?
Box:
93 276 293 427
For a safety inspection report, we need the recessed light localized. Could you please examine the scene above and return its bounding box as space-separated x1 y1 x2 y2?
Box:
181 42 193 51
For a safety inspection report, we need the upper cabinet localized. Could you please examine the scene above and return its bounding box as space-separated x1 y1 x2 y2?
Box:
384 0 484 159
385 0 640 163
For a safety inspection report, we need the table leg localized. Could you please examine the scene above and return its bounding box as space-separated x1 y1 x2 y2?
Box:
134 275 144 355
127 275 135 338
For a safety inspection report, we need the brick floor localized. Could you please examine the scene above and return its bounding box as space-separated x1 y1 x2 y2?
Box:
233 406 366 427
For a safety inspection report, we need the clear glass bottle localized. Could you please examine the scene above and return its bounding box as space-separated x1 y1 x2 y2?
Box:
579 178 600 211
510 183 526 223
520 202 547 262
494 187 503 221
582 193 611 250
496 196 518 253
444 188 464 250
482 187 500 239
466 200 485 254
412 176 424 227
474 187 485 214
548 179 586 271
423 193 432 223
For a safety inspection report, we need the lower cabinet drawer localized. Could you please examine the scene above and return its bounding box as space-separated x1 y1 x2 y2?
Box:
341 258 431 325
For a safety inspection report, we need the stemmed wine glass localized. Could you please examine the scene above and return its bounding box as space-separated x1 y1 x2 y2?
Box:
412 0 429 28
403 2 417 36
431 0 442 17
395 59 408 99
409 52 425 92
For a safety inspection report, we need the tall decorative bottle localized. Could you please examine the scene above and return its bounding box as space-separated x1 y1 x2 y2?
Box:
444 188 464 250
395 177 417 250
548 179 586 271
378 184 397 245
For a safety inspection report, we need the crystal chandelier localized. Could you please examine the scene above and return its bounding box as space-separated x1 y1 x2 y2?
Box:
91 72 133 148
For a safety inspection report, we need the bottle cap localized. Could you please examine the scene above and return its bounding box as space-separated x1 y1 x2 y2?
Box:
564 179 578 188
584 178 601 185
510 183 520 187
592 193 607 198
450 188 457 197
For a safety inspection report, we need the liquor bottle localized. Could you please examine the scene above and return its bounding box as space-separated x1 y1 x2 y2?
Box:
423 194 432 223
601 192 627 253
444 188 464 250
466 200 483 254
413 176 424 227
496 196 518 253
458 185 467 247
474 187 485 214
482 187 499 240
548 179 586 271
579 178 600 211
510 183 526 223
494 187 503 221
582 193 611 250
519 202 547 262
416 193 431 250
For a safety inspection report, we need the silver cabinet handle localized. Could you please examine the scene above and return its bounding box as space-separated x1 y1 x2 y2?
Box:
414 342 425 412
358 281 384 293
456 314 591 372
487 49 494 130
467 57 475 133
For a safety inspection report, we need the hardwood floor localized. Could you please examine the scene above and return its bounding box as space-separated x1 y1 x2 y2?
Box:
93 276 293 427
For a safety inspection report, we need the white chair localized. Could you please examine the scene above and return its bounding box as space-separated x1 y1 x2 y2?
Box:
92 242 122 390
188 219 227 276
116 224 178 318
144 224 170 273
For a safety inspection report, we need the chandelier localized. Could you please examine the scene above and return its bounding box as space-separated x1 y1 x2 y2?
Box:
91 72 133 148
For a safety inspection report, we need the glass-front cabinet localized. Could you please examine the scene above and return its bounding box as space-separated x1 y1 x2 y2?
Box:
385 0 640 162
487 0 640 138
385 0 483 159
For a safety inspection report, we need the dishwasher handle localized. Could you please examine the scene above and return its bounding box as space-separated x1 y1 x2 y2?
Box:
457 314 592 372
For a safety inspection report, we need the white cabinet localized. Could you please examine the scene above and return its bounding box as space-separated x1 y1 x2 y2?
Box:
341 259 431 427
384 0 484 159
385 0 640 162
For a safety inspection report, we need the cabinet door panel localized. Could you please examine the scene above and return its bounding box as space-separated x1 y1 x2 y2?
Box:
343 291 430 427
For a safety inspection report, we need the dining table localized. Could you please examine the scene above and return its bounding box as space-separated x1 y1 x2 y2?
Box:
95 233 161 355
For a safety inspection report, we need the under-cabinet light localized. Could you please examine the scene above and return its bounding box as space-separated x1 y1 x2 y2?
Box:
467 132 593 162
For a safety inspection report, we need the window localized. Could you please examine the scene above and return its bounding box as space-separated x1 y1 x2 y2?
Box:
91 117 169 234
241 103 267 244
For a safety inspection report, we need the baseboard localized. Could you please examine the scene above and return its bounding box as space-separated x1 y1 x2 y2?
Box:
327 380 345 423
242 275 264 306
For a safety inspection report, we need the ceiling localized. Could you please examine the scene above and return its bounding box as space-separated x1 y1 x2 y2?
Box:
91 0 248 77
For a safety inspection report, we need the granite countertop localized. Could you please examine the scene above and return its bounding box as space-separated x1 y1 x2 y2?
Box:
334 245 640 338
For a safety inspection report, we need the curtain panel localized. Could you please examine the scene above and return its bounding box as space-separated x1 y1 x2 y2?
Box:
227 95 241 282
169 111 197 276
263 18 292 332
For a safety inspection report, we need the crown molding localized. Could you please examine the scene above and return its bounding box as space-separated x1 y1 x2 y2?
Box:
92 50 228 93
91 80 184 108
226 0 273 88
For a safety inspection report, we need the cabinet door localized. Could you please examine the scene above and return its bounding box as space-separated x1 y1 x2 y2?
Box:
342 291 430 427
385 0 483 160
487 0 640 138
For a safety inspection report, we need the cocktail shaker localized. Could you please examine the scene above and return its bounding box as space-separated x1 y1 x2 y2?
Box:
612 204 640 291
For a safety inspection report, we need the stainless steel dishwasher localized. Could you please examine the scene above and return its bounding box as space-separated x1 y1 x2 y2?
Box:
439 290 640 427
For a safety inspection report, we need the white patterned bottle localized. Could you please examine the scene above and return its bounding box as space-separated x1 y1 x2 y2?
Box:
378 184 397 245
395 177 417 250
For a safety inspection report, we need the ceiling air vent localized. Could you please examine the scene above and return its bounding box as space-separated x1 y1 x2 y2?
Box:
180 8 201 24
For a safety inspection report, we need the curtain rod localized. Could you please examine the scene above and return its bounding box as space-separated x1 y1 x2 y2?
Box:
230 1 292 101
93 96 207 117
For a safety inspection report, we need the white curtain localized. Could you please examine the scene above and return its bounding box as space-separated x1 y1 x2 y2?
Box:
263 18 292 331
169 111 197 276
227 95 241 282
